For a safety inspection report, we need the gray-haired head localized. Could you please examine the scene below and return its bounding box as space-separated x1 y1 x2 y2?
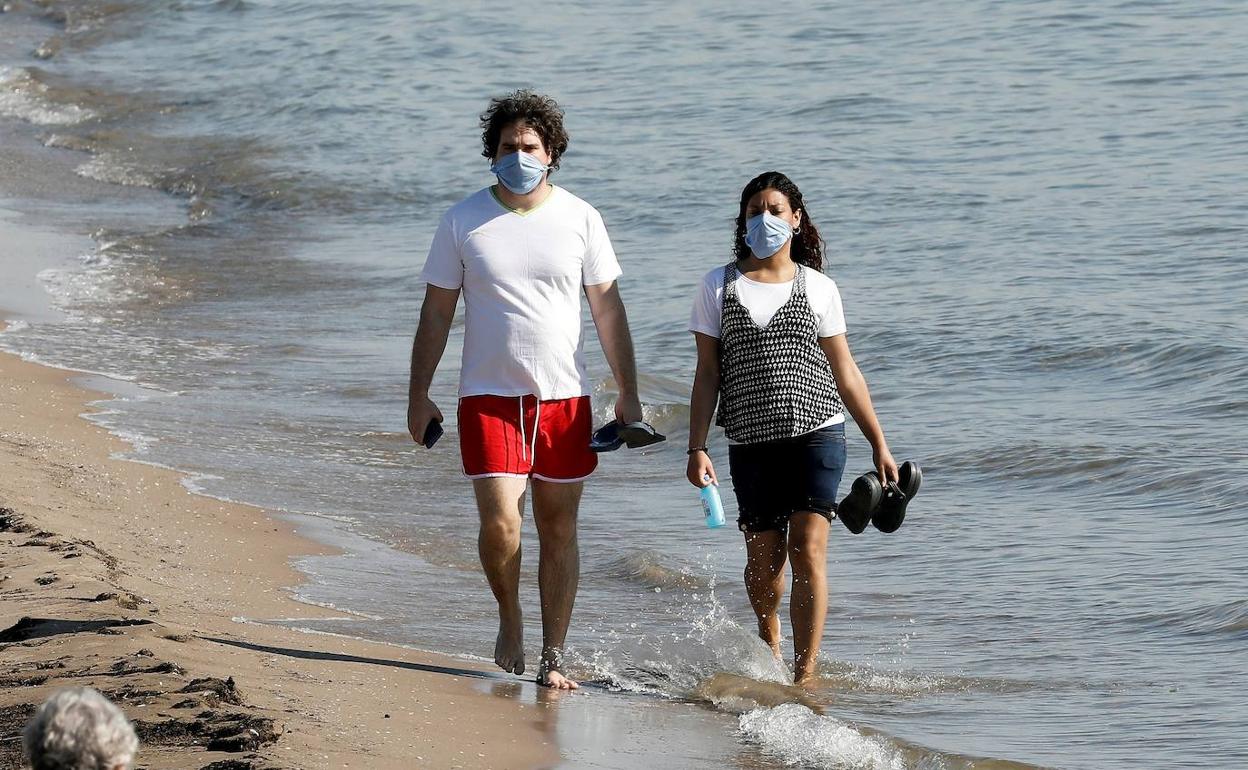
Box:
23 687 138 770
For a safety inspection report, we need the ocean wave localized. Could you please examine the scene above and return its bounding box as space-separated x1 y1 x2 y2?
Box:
0 339 138 384
575 595 790 698
739 704 908 770
21 0 142 36
1013 336 1245 380
931 441 1137 483
1127 598 1248 640
814 660 1037 697
0 319 31 334
739 703 1049 770
933 440 1244 512
0 66 97 124
603 549 713 591
357 430 413 443
694 672 824 713
38 250 198 314
283 595 386 622
790 94 911 124
42 126 363 224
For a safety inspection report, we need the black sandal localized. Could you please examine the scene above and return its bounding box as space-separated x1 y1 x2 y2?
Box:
872 461 922 533
589 420 625 452
590 420 666 452
836 472 883 534
617 420 666 449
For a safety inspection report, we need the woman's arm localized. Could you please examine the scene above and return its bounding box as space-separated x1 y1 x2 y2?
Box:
686 332 721 487
820 334 899 484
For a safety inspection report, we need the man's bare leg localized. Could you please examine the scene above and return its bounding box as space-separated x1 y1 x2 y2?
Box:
743 529 788 660
531 478 582 689
473 477 528 675
788 511 830 686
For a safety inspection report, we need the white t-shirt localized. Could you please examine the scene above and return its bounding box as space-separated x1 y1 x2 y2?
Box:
688 264 847 339
421 185 622 400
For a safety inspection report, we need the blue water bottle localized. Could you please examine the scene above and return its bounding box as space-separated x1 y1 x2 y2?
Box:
700 475 725 529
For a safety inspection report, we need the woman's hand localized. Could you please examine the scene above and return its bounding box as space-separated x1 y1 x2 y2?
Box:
686 450 717 488
874 446 899 486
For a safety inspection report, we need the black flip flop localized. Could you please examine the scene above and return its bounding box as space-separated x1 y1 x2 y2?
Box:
616 421 666 449
872 461 922 533
589 421 625 453
836 472 883 534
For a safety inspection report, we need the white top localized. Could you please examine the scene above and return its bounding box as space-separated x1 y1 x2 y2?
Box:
688 263 848 435
688 264 847 339
421 185 622 400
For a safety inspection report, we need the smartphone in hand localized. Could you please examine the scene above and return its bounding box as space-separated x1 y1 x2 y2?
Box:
422 420 444 449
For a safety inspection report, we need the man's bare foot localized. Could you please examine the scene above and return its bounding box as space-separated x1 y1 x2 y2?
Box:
494 618 525 675
537 649 578 689
537 663 579 690
794 670 820 689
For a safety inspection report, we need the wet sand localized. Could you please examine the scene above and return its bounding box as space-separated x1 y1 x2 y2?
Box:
0 315 564 768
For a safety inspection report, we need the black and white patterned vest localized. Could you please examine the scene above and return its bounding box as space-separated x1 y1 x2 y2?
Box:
715 263 844 444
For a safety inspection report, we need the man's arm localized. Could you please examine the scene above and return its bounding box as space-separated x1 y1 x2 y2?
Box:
407 284 460 445
584 281 643 424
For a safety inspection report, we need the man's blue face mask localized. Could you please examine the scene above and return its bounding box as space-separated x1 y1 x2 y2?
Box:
744 211 795 259
490 150 549 195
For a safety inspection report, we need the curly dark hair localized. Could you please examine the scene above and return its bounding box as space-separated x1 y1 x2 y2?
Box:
732 171 826 271
479 90 569 173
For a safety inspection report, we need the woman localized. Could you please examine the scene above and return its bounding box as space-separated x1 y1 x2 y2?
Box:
686 171 897 686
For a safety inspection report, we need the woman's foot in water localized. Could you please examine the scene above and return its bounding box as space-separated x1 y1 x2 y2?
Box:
794 655 821 688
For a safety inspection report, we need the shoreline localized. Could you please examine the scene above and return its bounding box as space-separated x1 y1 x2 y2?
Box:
0 325 561 769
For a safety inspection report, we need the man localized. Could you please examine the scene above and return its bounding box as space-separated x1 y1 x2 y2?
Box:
24 687 139 770
408 90 643 689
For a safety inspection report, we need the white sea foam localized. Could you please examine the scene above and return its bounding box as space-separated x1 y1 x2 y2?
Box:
576 586 790 700
738 703 910 770
75 155 159 189
104 428 155 455
0 319 31 334
37 257 123 307
173 474 360 526
285 595 386 621
0 344 138 382
0 66 95 125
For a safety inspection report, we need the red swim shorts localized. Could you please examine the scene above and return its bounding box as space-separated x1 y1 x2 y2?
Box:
457 394 598 483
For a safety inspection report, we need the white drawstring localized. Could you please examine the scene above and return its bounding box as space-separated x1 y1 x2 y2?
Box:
530 399 541 463
517 395 541 463
518 397 526 461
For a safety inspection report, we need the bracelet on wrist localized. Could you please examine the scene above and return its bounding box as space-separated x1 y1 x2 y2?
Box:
686 447 708 456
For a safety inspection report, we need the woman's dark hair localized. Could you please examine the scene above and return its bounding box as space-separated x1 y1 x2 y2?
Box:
733 171 825 271
480 90 569 173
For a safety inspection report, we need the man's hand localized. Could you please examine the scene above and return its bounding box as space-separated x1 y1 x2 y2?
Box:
408 396 443 447
614 391 643 425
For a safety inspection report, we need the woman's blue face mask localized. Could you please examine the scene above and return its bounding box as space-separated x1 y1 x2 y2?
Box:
490 150 549 194
744 211 795 258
